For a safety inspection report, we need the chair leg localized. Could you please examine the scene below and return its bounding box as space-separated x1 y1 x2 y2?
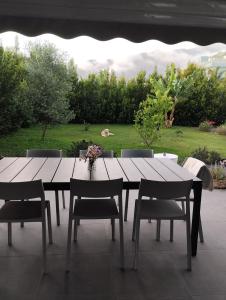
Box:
8 222 12 246
133 217 141 270
42 220 47 274
132 201 137 241
73 218 78 242
186 217 192 271
170 220 174 242
66 216 73 272
199 217 204 243
62 191 66 209
111 218 115 241
55 190 60 226
46 203 53 244
181 201 186 214
124 189 129 221
156 220 161 241
119 216 125 270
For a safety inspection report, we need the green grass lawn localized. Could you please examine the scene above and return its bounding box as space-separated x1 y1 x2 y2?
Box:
1 124 226 160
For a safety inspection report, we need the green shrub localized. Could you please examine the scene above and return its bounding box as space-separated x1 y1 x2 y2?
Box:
215 124 226 135
209 151 222 164
191 146 209 164
83 121 91 131
210 165 226 180
191 146 221 164
66 139 93 157
199 121 213 132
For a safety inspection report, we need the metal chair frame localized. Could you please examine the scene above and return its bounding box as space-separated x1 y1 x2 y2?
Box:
66 178 124 271
132 179 193 271
0 180 52 273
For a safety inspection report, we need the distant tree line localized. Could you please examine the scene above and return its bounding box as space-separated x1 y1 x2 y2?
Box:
1 42 226 137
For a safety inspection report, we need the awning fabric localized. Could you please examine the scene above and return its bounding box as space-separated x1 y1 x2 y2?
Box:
0 0 226 44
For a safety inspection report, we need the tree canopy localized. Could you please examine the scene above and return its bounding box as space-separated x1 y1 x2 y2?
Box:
25 42 74 139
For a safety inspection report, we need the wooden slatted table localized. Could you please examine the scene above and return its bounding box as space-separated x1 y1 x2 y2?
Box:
0 157 202 256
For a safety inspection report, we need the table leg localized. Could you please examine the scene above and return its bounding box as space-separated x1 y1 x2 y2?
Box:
55 190 60 226
191 180 202 256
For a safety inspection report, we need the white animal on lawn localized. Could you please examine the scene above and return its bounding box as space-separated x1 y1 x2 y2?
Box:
101 129 114 137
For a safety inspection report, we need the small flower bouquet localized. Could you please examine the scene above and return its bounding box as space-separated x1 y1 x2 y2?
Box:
81 144 103 170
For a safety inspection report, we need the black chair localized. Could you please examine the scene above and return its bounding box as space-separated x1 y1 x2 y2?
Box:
132 179 193 271
79 149 114 158
121 149 154 221
0 180 52 273
26 149 65 226
66 178 124 271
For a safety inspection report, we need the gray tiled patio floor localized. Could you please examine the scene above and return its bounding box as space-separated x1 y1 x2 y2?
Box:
0 189 226 300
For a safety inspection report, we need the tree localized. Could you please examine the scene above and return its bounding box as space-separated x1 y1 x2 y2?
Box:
26 42 74 140
134 92 171 148
163 64 182 128
175 64 222 126
0 47 27 135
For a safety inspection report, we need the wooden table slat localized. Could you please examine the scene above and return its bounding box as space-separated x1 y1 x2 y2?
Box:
0 158 32 182
157 158 196 181
73 158 109 181
73 159 92 180
132 158 164 181
145 158 183 181
91 158 109 181
53 158 75 182
0 157 18 173
34 158 61 182
12 158 46 182
104 158 128 181
117 158 144 182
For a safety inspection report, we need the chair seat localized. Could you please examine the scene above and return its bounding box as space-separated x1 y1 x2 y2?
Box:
137 199 185 219
74 198 119 218
0 201 49 221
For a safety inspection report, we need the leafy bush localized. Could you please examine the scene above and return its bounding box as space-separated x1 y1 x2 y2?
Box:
83 121 91 131
210 165 226 180
191 146 221 164
215 124 226 135
199 121 213 132
66 139 93 157
191 147 209 164
209 151 222 164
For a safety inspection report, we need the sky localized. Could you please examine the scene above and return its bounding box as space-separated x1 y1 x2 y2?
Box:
1 31 226 78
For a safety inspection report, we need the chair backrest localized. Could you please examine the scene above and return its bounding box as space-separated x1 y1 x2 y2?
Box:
138 179 193 200
183 157 213 190
79 149 114 158
70 178 123 198
26 149 62 158
0 180 45 201
121 149 154 158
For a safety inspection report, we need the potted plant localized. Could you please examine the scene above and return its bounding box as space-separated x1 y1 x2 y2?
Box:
210 165 226 189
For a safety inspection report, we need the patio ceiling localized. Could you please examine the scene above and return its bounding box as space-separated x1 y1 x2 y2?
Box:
0 0 226 44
